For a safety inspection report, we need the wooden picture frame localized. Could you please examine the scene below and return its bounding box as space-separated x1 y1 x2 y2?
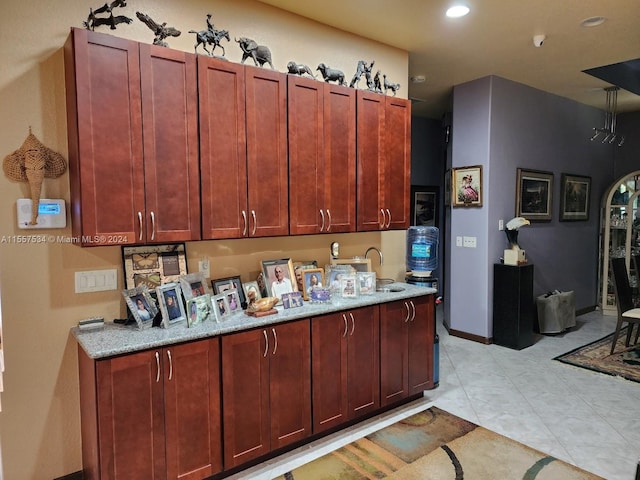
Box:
211 275 246 309
410 185 439 227
261 258 297 301
186 294 213 327
180 272 212 301
452 165 483 207
560 173 591 222
122 243 187 290
301 268 325 300
156 283 187 328
516 168 554 221
122 286 158 330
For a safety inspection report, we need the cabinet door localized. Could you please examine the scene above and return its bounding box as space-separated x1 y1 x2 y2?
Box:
268 320 312 450
384 97 411 230
288 75 324 235
140 45 201 243
65 28 144 246
245 66 289 237
198 57 248 239
408 295 434 394
221 329 270 468
379 300 410 406
96 350 166 480
324 84 356 233
311 312 348 433
163 340 222 480
356 90 385 231
347 306 380 419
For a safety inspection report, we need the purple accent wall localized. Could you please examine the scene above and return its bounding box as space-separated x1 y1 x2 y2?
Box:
445 76 615 339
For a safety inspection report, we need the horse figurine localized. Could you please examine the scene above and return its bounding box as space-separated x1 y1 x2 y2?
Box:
188 27 230 57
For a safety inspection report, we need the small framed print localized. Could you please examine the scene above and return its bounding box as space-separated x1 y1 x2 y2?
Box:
302 268 325 300
180 272 212 301
211 276 246 309
122 286 158 330
452 165 482 207
122 243 187 290
326 264 354 292
559 173 591 222
156 283 187 328
282 291 304 309
516 168 553 221
212 294 230 321
411 185 439 227
293 260 318 291
187 294 213 327
243 281 262 308
340 274 357 298
262 258 297 302
224 289 242 314
357 271 376 295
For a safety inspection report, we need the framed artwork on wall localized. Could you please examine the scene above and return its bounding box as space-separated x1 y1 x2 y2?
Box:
559 173 591 221
410 185 439 226
452 165 482 207
122 243 187 290
516 168 554 221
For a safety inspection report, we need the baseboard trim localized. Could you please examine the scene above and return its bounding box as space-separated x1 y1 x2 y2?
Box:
447 327 491 345
53 471 83 480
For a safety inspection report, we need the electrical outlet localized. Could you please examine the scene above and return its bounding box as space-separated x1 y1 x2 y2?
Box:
456 236 462 247
498 219 504 231
463 236 477 248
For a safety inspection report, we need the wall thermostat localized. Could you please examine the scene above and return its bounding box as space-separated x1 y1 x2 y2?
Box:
17 198 67 229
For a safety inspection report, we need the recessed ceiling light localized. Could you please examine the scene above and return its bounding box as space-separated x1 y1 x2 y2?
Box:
446 5 470 18
581 16 606 27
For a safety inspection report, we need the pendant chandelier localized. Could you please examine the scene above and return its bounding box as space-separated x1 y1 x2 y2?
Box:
590 86 625 147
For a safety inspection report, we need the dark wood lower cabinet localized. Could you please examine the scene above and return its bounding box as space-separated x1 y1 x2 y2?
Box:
221 319 311 468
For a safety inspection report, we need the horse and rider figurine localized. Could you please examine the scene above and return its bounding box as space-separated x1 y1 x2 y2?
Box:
189 14 230 58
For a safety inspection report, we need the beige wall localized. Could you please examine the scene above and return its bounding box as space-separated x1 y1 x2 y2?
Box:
0 0 408 477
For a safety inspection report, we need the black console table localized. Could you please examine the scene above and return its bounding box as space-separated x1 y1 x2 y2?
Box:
493 263 534 349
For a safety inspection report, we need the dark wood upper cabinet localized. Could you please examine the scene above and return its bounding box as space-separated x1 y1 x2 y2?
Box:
288 77 356 234
199 60 288 238
65 28 200 246
356 91 410 231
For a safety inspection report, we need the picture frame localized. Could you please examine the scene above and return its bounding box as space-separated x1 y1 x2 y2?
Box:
516 168 554 221
293 260 319 291
452 165 483 207
559 173 591 222
224 289 242 314
187 294 213 327
180 272 212 301
211 276 246 309
330 257 371 273
301 268 325 300
122 286 158 330
325 264 355 292
261 258 297 301
282 291 304 309
156 282 187 328
340 274 358 298
243 280 262 307
122 243 187 290
357 271 376 295
410 185 439 227
212 293 230 321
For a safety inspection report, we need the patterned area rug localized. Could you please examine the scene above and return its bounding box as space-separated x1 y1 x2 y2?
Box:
277 407 602 480
554 327 640 383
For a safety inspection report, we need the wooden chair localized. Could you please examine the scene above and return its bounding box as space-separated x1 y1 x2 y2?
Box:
609 257 640 354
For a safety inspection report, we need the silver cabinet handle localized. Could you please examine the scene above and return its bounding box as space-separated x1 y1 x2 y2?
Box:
263 329 269 357
138 211 144 241
342 314 348 337
326 209 332 231
379 209 385 229
409 300 416 321
150 211 156 241
251 210 257 236
167 350 172 381
404 302 411 322
350 313 355 336
241 210 247 236
272 328 278 355
320 209 325 232
385 209 391 229
155 351 160 383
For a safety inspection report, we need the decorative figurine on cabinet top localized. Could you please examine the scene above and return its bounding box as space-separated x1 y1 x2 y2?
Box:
383 74 401 96
189 14 230 58
349 60 368 88
316 63 346 85
287 62 316 78
236 37 274 68
503 216 530 266
372 70 382 93
136 12 181 47
83 0 132 31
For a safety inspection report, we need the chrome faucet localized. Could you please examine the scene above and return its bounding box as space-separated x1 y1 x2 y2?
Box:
365 246 383 266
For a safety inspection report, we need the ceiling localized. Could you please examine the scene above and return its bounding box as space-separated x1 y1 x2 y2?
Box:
256 0 640 119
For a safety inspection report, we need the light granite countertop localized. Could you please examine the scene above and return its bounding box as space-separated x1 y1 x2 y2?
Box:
71 283 436 359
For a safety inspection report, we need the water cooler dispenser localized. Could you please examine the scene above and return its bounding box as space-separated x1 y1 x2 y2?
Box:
406 226 440 388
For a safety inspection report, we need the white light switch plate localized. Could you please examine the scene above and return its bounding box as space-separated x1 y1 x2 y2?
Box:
75 269 118 293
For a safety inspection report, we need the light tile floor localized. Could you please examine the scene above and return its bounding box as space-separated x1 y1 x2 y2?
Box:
228 308 640 480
